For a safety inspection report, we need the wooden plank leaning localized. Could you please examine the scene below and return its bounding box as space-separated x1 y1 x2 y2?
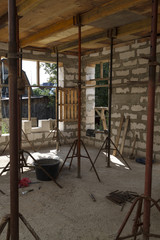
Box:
112 114 125 156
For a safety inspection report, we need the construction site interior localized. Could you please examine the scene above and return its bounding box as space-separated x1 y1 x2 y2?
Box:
0 0 160 239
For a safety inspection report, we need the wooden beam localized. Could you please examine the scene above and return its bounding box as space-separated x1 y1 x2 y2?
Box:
58 14 160 52
19 0 142 48
58 30 111 52
80 0 146 25
20 17 75 47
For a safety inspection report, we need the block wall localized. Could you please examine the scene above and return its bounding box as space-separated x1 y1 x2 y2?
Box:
81 38 160 162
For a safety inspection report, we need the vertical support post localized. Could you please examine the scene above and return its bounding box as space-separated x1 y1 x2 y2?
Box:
77 17 81 178
56 49 59 149
36 61 40 86
16 16 21 153
8 0 19 239
100 62 103 78
143 0 158 239
107 36 113 167
28 87 31 121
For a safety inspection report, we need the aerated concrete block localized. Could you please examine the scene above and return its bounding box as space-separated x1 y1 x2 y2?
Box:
22 120 31 134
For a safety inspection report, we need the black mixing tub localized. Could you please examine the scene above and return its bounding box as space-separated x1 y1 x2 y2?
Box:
34 159 60 181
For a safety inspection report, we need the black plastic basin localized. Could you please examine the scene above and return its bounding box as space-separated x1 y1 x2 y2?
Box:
34 158 60 181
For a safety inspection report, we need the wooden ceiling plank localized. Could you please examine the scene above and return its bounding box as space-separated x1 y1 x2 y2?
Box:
17 0 45 16
20 17 74 47
58 31 111 52
58 14 160 52
0 0 45 30
81 0 147 25
118 14 160 37
0 13 8 30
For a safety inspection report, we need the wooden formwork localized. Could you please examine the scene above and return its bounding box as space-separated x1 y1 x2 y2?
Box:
58 87 78 122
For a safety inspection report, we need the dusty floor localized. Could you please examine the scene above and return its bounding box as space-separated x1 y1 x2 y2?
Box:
0 145 160 240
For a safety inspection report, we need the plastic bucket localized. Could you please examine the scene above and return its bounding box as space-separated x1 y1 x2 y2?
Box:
34 158 60 181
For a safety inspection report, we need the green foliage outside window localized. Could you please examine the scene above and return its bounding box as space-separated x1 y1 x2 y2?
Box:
32 62 57 107
95 62 109 107
95 62 109 130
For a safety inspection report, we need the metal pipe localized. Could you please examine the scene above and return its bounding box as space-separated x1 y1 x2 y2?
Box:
143 0 158 239
77 20 81 178
56 49 59 149
107 36 113 167
16 15 21 155
8 0 19 239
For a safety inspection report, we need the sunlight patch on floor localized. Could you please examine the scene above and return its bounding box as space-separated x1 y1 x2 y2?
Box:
102 152 130 170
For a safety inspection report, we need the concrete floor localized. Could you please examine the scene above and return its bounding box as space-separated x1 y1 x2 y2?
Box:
0 145 160 239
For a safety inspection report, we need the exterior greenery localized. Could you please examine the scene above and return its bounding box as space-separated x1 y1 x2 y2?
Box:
95 62 109 107
95 62 109 130
32 63 57 107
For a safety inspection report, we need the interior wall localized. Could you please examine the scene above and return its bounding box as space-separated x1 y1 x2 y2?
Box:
81 38 160 162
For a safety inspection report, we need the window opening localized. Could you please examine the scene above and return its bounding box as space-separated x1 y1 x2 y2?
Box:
95 62 109 131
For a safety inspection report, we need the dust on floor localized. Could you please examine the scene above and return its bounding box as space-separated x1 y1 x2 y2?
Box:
0 145 160 240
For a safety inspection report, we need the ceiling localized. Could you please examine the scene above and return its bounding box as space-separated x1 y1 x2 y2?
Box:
0 0 160 55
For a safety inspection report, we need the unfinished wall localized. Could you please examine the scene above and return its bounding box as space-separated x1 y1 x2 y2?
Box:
1 40 160 162
82 38 160 162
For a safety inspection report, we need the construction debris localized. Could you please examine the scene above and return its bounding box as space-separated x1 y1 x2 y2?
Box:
106 190 139 210
89 193 96 202
22 189 34 195
0 189 5 195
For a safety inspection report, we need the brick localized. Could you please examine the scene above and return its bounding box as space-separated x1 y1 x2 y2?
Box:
131 87 147 93
67 55 78 59
116 88 130 94
156 86 160 93
66 124 77 130
125 114 137 120
102 48 110 55
116 70 129 77
137 47 150 56
141 76 148 82
112 129 117 135
131 105 146 111
153 144 160 152
113 63 121 68
130 122 146 130
88 96 95 101
65 74 74 80
85 66 95 74
112 113 121 118
22 49 31 53
154 126 160 132
66 68 78 74
154 135 160 143
142 115 147 121
33 51 45 55
140 96 148 103
115 45 130 53
123 59 137 67
132 68 147 75
113 79 122 84
22 120 31 134
156 43 160 53
33 132 43 140
120 105 129 110
130 77 138 81
86 88 95 95
119 50 135 60
137 141 146 149
91 52 100 57
132 41 147 49
138 58 148 65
